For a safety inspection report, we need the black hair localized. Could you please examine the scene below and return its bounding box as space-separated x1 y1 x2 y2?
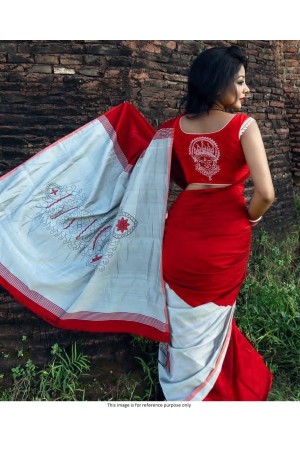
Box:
183 45 248 115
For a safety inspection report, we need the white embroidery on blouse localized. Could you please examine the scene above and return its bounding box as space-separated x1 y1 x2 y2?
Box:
189 136 220 181
239 117 255 138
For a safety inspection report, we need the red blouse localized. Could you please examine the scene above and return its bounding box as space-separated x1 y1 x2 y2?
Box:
162 114 254 189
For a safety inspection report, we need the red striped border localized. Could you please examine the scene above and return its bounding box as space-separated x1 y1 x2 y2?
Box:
0 263 169 343
97 115 132 173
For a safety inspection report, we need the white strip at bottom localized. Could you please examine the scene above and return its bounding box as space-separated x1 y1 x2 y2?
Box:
158 284 235 401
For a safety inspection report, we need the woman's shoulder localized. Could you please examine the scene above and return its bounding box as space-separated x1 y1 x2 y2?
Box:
232 113 256 138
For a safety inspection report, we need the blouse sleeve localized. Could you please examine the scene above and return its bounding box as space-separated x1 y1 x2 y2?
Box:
239 116 255 139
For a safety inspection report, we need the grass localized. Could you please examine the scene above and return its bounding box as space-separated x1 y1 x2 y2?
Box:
235 228 300 400
87 337 162 401
0 342 90 401
235 197 300 400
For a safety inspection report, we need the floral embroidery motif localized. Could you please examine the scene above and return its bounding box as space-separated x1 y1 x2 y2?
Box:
116 217 129 233
189 136 220 181
34 183 138 271
113 210 138 239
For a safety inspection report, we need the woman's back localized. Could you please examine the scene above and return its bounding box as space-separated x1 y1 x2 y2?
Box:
180 110 238 134
169 111 254 189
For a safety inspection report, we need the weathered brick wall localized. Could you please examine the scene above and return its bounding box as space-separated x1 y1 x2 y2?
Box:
274 40 300 195
0 40 297 228
0 41 298 389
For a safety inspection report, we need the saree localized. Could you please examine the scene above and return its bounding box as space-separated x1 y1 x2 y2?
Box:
159 186 272 400
0 102 272 400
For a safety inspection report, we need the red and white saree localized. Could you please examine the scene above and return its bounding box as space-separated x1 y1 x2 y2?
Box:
0 102 272 400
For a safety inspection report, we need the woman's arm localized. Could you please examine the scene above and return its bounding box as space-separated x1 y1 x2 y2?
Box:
241 120 275 221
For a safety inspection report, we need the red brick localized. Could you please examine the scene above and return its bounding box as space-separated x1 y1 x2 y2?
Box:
141 43 161 54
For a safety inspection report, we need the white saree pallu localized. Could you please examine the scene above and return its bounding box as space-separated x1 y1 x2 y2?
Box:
158 285 234 401
0 102 173 343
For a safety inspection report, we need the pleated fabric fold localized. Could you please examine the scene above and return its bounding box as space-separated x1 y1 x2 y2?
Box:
158 285 235 401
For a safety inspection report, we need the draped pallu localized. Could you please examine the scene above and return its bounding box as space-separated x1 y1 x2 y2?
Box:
0 102 172 343
0 102 272 400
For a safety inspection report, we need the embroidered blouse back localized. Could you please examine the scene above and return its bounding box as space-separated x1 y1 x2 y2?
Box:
170 113 254 189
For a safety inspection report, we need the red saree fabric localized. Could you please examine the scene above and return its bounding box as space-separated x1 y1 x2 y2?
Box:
163 183 251 308
204 320 273 401
162 183 273 400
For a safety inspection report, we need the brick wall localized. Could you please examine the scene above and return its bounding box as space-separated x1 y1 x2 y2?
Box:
0 41 298 385
0 40 298 230
274 40 300 195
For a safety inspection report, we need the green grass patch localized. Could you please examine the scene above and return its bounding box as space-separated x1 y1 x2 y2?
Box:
0 342 90 401
236 230 300 400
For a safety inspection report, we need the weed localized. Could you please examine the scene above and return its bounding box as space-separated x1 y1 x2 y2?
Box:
131 336 163 401
102 373 141 401
0 342 90 401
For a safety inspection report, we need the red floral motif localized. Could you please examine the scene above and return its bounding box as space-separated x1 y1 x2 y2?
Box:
116 217 129 233
91 255 102 263
51 188 58 195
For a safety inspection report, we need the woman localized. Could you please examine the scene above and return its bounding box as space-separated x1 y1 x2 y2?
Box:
158 45 275 401
0 45 274 401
